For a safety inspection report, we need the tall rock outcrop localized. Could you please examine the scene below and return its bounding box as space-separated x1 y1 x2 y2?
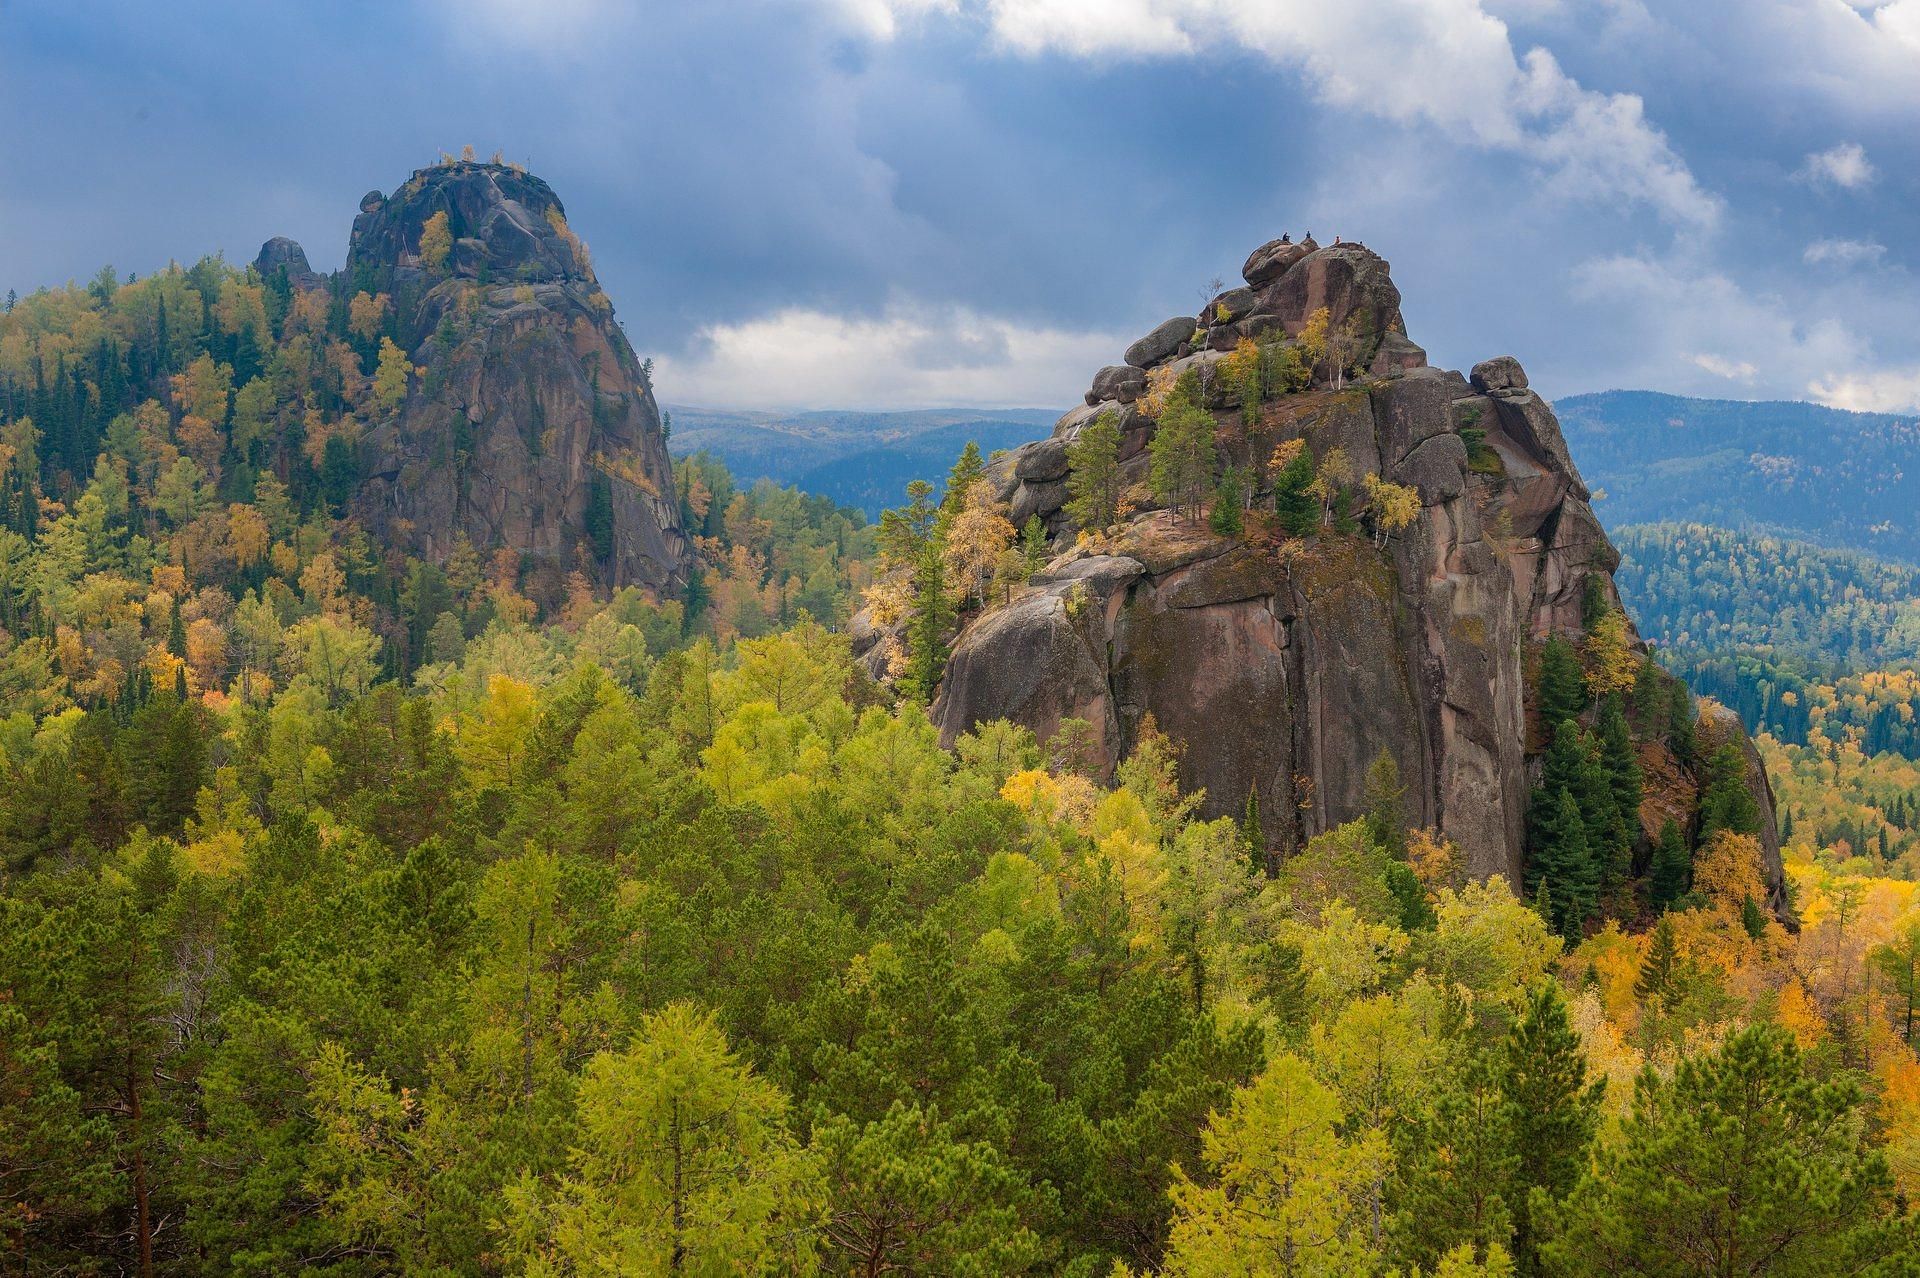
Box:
921 238 1786 913
312 161 686 596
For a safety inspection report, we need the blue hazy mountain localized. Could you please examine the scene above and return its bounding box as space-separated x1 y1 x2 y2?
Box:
1556 390 1920 562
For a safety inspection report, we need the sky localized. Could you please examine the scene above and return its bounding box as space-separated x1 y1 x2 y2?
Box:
3 0 1919 412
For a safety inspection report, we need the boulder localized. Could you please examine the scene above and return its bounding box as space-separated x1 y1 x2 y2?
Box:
1125 315 1197 368
1242 238 1310 287
253 236 315 280
1087 364 1147 405
1014 437 1071 483
1011 478 1070 526
1470 356 1528 394
1371 332 1428 376
1258 245 1405 354
1205 286 1258 325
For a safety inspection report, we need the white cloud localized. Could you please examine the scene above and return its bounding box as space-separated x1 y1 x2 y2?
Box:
1799 141 1876 189
845 0 1718 227
1808 367 1920 413
1803 237 1887 266
1688 353 1758 381
654 301 1120 409
1569 252 1861 399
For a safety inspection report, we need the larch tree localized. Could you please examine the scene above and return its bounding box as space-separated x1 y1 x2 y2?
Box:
503 1003 824 1275
418 210 452 275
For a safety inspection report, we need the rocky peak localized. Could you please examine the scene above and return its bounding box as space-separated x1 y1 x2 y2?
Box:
253 235 319 286
913 235 1787 916
347 160 589 290
264 161 689 598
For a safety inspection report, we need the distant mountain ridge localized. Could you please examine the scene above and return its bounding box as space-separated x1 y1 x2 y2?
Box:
666 405 1058 515
1557 390 1920 561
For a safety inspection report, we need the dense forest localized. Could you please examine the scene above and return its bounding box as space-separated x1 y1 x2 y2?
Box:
5 254 1920 1274
1615 522 1920 667
5 612 1920 1274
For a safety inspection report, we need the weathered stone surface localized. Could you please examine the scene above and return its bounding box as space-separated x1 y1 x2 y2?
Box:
1087 364 1147 405
1126 315 1197 368
254 236 316 282
341 161 687 596
1259 245 1406 355
1015 437 1071 483
1011 478 1070 525
1371 332 1428 375
1698 701 1790 920
1242 238 1310 287
1205 286 1258 325
1470 355 1528 394
923 234 1784 908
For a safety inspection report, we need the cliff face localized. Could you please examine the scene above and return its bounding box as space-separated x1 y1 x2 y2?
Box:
923 238 1785 908
281 162 687 596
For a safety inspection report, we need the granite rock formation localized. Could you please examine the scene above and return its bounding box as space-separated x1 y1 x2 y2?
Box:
259 161 687 597
914 237 1786 912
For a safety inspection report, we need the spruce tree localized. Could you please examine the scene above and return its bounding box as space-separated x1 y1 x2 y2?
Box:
1273 447 1318 536
1536 635 1585 730
1648 818 1690 910
1527 786 1594 939
1698 743 1760 842
1362 748 1408 860
1243 784 1266 877
1635 915 1681 1000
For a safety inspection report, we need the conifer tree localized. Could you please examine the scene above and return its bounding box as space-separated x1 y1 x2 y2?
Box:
1538 1027 1907 1276
1648 819 1690 910
1697 743 1760 843
1536 636 1585 731
1498 983 1603 1278
1273 446 1318 536
1064 411 1122 534
1363 748 1408 860
1635 915 1681 1000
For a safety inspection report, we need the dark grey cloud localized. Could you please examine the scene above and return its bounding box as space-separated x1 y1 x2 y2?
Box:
5 0 1920 410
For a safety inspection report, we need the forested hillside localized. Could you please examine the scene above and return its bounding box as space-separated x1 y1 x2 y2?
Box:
1558 391 1920 560
5 612 1918 1274
3 194 1918 1274
1615 522 1920 666
1612 523 1920 761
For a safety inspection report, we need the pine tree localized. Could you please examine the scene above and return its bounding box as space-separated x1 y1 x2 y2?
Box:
1064 411 1122 534
1207 466 1245 536
1389 1054 1516 1273
1498 983 1604 1278
1538 1027 1907 1276
1148 375 1218 522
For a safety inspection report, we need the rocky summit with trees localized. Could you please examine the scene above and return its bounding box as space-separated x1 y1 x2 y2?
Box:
3 168 1917 1277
